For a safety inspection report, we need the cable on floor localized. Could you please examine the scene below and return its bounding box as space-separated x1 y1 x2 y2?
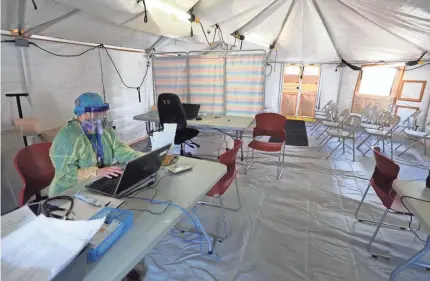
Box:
400 195 429 242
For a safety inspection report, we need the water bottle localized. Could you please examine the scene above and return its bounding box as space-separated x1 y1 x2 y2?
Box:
426 170 430 189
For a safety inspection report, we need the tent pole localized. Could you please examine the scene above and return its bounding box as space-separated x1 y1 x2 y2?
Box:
1 32 148 54
268 0 296 59
24 10 79 37
311 0 342 61
335 0 427 53
336 67 344 105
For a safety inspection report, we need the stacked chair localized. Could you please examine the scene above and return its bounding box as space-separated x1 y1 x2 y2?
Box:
310 101 337 135
397 121 430 156
318 115 362 161
356 115 400 159
316 108 350 140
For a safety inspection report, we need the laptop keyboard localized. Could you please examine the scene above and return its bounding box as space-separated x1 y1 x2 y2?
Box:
87 177 121 195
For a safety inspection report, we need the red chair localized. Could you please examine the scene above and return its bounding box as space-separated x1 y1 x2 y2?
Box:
199 139 243 240
355 147 420 259
14 143 55 206
245 113 286 179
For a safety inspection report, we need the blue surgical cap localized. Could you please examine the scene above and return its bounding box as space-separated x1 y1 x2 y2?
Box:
74 92 105 116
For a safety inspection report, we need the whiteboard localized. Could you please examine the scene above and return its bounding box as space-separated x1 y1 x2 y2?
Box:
400 81 425 100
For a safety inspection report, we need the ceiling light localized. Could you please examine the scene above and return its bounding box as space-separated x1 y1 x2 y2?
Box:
144 0 191 22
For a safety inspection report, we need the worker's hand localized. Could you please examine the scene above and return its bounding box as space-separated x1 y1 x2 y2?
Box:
96 166 123 179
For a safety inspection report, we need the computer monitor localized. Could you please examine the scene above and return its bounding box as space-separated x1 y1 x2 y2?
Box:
182 103 201 119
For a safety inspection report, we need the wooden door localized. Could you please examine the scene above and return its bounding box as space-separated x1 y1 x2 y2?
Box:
298 66 319 117
281 65 300 116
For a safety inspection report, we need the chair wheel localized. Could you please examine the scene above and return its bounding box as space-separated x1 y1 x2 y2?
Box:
426 267 430 271
400 227 406 230
218 239 223 243
371 255 378 259
208 250 213 255
358 220 363 222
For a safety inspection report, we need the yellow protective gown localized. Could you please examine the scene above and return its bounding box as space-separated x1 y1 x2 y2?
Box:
49 120 144 196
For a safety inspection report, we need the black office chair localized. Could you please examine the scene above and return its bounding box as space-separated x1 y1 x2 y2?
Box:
157 93 200 156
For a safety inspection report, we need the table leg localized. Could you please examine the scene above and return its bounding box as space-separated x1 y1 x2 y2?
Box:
236 130 245 161
389 235 430 281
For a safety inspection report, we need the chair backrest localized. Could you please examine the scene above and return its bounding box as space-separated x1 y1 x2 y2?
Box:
14 143 55 206
387 115 400 130
378 111 391 126
254 113 286 141
215 140 243 196
361 103 373 116
368 106 381 124
403 109 422 129
320 100 334 111
344 115 362 129
336 109 350 123
157 93 187 130
370 147 400 209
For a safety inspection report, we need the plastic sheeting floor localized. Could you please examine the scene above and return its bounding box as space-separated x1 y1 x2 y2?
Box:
138 130 430 281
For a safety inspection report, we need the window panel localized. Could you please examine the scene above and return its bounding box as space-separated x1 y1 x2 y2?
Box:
358 67 397 96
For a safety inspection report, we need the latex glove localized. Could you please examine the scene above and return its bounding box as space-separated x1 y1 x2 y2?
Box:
96 166 123 179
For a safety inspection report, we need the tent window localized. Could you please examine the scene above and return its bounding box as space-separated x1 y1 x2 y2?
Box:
358 67 397 96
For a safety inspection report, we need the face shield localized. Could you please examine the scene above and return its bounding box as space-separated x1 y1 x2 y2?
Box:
79 104 110 135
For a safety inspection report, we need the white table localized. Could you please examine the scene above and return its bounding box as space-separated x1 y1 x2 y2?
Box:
391 180 430 281
133 111 255 159
62 157 226 281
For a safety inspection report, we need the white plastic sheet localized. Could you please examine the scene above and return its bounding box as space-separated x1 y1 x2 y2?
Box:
141 133 430 281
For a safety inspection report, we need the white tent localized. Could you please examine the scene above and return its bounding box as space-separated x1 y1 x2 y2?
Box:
2 0 430 62
2 1 430 281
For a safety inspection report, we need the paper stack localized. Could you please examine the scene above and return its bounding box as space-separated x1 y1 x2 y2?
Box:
1 206 105 281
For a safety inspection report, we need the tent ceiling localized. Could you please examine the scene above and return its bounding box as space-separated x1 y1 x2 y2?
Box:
2 0 429 62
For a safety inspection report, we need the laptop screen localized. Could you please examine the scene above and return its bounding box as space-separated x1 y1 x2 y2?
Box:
115 144 170 195
182 103 200 118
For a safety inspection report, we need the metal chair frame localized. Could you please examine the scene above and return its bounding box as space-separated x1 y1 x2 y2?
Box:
356 115 400 159
318 115 362 161
245 143 286 179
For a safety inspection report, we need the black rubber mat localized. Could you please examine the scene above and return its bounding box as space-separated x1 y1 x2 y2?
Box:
272 120 308 146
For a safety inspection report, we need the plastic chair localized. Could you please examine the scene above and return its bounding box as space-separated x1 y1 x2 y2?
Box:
245 113 286 179
355 147 425 267
199 140 243 240
14 143 55 206
157 93 200 155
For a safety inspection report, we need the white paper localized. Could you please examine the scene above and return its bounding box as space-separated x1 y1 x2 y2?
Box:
1 206 36 238
151 123 177 152
1 215 105 281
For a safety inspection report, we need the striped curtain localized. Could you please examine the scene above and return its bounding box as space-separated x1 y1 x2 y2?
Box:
153 56 188 102
225 55 265 116
189 55 225 114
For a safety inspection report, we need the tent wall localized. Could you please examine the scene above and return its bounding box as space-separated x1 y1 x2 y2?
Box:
1 39 152 142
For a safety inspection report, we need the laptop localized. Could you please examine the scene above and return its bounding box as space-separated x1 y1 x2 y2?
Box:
85 144 171 197
182 103 201 120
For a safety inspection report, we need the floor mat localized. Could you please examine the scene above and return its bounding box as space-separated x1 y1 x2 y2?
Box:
283 119 309 146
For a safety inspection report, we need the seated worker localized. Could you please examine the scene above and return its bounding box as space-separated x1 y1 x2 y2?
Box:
49 92 144 196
